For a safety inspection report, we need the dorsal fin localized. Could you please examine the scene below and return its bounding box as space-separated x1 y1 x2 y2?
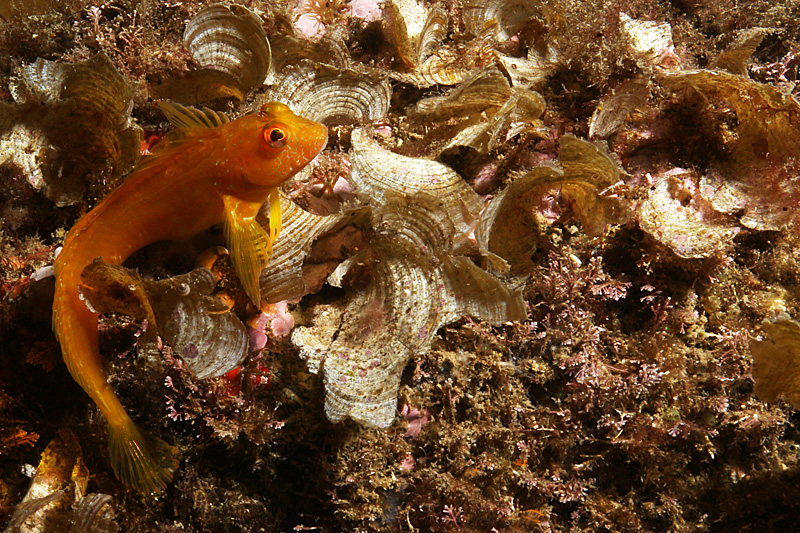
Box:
158 101 230 129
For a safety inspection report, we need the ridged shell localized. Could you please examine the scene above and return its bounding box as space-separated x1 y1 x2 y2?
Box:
2 54 141 206
391 42 494 88
589 77 650 139
637 169 740 259
154 3 271 103
69 494 118 533
185 4 271 92
293 129 525 427
389 0 448 68
462 0 543 41
4 430 118 533
410 66 546 153
80 262 248 380
263 62 391 125
662 69 800 231
494 47 558 89
349 127 484 236
751 317 800 409
258 192 362 304
478 135 629 274
270 33 351 75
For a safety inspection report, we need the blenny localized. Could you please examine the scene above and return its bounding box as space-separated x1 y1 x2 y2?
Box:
52 102 327 493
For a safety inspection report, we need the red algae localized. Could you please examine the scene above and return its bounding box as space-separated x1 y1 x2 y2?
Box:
3 1 800 531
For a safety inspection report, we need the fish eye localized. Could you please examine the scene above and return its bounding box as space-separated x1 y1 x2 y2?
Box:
263 125 288 149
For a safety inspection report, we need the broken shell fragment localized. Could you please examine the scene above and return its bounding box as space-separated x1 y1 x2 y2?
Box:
154 3 271 103
80 262 247 380
263 62 391 124
2 53 141 206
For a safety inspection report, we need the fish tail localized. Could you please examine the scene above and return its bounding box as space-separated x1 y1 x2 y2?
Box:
53 263 177 493
108 417 179 493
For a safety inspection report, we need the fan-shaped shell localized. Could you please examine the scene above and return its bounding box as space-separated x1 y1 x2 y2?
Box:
462 0 543 41
263 62 391 125
1 53 141 206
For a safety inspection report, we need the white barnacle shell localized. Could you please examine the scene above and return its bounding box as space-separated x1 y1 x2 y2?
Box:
263 62 391 125
143 268 248 380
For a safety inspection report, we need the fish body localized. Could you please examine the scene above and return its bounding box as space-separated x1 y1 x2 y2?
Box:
52 102 327 492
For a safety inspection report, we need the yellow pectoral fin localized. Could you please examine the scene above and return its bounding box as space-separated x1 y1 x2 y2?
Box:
222 195 273 307
269 187 282 243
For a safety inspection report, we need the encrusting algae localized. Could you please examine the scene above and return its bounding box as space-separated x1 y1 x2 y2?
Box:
52 101 326 492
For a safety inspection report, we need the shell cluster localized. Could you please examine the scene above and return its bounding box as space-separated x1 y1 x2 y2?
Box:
6 2 800 436
292 127 526 427
5 430 118 533
1 54 141 206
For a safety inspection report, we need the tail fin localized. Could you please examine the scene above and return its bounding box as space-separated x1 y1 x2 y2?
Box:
108 419 178 493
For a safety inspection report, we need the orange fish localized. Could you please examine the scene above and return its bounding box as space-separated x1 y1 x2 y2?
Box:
52 102 327 492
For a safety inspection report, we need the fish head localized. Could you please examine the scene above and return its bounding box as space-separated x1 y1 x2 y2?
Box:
229 102 327 187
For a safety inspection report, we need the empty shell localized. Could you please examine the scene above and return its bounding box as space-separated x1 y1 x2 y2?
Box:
155 3 271 103
2 53 141 206
80 261 248 380
263 62 391 125
293 127 525 427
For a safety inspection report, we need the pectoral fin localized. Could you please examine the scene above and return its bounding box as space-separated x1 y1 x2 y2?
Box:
269 187 282 243
222 195 273 307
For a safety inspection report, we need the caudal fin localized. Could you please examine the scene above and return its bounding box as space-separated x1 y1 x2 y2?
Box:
108 420 178 493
